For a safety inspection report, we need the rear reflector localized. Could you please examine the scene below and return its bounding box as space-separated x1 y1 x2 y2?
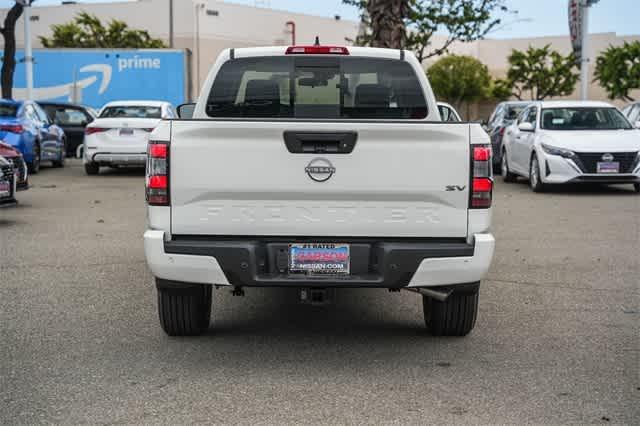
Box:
286 46 350 55
146 141 169 206
85 127 109 135
472 177 492 192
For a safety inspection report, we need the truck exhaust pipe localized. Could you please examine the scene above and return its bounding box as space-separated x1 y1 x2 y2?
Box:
402 287 453 302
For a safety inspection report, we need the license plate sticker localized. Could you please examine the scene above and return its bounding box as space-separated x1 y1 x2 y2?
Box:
289 243 350 274
119 128 134 136
0 180 10 197
597 161 619 173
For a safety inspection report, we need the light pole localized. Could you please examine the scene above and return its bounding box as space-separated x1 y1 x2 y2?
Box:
194 2 205 96
169 0 174 48
579 0 599 100
18 0 33 99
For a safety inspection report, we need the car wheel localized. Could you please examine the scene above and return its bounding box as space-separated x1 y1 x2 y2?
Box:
52 140 66 168
501 150 517 182
529 154 546 192
84 162 100 175
157 280 212 336
28 142 41 174
423 286 479 336
634 183 640 193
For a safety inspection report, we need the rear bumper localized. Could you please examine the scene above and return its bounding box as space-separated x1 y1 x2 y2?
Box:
144 231 495 288
88 152 147 165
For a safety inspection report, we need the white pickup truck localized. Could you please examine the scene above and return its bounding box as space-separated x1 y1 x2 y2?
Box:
144 45 495 337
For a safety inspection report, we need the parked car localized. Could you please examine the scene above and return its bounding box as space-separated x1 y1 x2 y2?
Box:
437 102 462 121
144 45 495 337
0 155 17 207
83 100 176 175
0 141 28 190
39 102 97 157
485 101 531 172
0 99 67 173
501 100 640 192
621 102 640 128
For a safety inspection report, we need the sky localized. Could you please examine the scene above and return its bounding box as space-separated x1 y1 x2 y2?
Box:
0 0 637 40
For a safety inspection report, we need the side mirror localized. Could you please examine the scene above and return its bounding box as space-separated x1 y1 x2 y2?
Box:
177 103 196 119
518 122 534 132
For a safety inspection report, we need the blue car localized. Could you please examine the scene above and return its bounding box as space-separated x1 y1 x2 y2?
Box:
0 100 66 173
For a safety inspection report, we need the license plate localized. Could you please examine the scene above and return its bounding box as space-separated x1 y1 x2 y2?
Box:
119 128 134 136
0 180 10 197
597 161 619 173
289 243 350 274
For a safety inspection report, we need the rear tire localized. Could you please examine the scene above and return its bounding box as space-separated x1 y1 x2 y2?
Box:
423 286 479 336
157 280 212 336
84 162 99 175
501 150 517 182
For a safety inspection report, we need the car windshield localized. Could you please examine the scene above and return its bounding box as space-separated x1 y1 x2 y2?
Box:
100 106 162 119
541 107 632 130
0 103 18 118
206 56 428 119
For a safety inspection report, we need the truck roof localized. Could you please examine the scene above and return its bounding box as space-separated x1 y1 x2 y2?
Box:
225 46 412 61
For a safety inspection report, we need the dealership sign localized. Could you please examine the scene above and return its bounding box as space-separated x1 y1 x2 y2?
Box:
5 48 188 109
568 0 583 61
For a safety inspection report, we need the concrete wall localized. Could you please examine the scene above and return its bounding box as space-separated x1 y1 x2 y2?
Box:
2 0 638 106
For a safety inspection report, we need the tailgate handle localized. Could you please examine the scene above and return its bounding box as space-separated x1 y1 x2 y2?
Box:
283 131 357 154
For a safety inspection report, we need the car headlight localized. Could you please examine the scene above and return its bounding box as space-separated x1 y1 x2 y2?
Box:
541 143 575 159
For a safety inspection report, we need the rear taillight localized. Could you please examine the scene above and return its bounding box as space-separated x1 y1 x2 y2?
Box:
85 127 108 135
470 145 493 208
0 124 24 133
146 141 169 206
285 46 350 55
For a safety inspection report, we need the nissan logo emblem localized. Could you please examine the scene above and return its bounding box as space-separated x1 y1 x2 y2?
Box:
601 153 614 162
305 158 335 182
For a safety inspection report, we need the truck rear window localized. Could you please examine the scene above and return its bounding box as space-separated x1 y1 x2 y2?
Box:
206 56 428 119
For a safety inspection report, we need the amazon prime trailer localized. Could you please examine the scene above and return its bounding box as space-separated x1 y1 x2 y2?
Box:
5 48 191 109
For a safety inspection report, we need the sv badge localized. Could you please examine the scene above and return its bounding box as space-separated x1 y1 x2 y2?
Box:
445 185 466 191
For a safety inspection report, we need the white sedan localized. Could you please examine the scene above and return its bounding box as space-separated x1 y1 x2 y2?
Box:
83 101 176 175
500 101 640 192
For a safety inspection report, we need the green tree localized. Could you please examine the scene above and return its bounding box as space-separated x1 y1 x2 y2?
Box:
489 78 512 101
344 0 512 62
0 1 26 99
40 12 166 48
427 55 491 113
594 41 640 102
506 45 578 100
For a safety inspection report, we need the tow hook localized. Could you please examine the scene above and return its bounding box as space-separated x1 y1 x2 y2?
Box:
403 287 453 302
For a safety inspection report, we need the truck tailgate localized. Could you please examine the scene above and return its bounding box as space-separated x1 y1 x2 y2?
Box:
170 120 470 238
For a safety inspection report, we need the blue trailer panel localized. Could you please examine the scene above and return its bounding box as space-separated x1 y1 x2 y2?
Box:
5 48 189 109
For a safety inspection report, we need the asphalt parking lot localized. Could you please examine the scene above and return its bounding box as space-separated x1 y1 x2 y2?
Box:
1 159 638 424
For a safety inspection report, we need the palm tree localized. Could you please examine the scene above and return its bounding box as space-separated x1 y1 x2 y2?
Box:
367 0 409 49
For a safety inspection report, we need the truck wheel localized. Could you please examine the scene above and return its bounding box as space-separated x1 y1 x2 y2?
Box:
501 150 517 182
423 287 479 336
157 280 212 336
84 162 99 175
